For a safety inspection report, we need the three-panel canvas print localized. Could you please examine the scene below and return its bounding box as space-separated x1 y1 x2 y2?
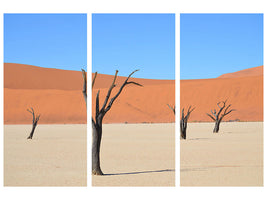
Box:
3 13 263 187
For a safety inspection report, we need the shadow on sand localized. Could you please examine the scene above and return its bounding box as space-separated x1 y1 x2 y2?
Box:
181 165 243 172
188 138 210 141
104 169 175 176
181 168 207 172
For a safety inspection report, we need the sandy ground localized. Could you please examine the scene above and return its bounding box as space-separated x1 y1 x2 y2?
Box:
4 124 87 186
92 123 175 186
181 122 263 186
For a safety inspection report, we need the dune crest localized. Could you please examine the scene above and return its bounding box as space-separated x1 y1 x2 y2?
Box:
217 65 263 78
4 63 83 90
181 66 263 122
4 63 175 124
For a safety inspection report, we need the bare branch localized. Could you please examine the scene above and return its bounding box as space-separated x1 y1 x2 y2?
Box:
124 69 140 82
217 101 226 117
96 90 100 120
210 109 216 118
27 108 33 114
126 81 143 87
27 107 35 123
92 72 97 89
206 113 216 121
188 106 195 114
224 108 236 116
167 104 175 115
36 115 41 122
222 102 236 117
224 104 231 113
187 107 195 117
100 70 118 113
104 70 141 114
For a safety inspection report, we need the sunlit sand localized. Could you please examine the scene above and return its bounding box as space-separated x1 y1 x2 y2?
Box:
92 123 175 186
4 124 87 186
180 122 263 186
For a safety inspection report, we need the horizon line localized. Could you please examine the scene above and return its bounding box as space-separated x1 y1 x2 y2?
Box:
5 62 175 80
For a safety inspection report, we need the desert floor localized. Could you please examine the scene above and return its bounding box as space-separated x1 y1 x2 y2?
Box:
92 123 175 186
4 124 87 186
181 122 263 186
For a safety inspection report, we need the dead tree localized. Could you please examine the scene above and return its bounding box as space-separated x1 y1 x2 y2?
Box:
82 69 87 107
206 100 235 133
27 108 40 139
167 104 175 115
92 70 142 175
180 106 195 140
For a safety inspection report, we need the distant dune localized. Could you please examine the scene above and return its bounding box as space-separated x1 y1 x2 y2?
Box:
217 66 263 79
4 63 86 124
4 63 175 124
6 63 260 123
181 66 263 122
4 63 83 90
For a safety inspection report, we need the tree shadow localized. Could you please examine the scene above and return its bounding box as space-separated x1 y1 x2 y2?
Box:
181 168 207 172
104 169 175 176
181 165 242 172
188 138 210 141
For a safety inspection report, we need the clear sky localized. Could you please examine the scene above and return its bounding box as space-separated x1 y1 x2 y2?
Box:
92 14 175 80
180 14 263 80
4 14 87 71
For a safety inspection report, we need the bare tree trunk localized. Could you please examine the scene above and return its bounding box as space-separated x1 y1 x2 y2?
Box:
92 117 103 175
180 119 187 139
27 122 37 139
180 106 195 140
213 120 221 133
27 108 40 139
206 100 235 133
91 72 103 175
91 70 142 175
82 69 87 107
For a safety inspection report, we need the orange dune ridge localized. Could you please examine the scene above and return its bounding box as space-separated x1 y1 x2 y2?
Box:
92 73 175 123
4 63 83 90
181 66 263 122
4 63 86 124
4 63 175 124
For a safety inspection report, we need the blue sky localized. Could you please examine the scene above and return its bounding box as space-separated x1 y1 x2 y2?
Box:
4 14 87 71
92 14 175 80
180 14 263 80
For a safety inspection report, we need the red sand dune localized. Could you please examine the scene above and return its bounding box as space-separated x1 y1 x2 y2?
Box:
181 66 263 122
4 63 175 124
4 63 83 90
4 63 87 124
5 63 261 124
